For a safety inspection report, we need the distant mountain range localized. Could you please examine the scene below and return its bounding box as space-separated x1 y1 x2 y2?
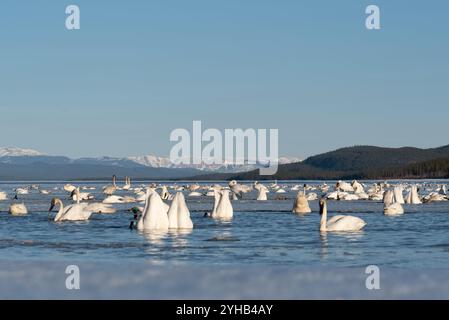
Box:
2 145 449 181
0 147 301 180
196 145 449 180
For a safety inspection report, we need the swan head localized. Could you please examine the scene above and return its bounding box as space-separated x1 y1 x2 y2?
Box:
319 198 327 214
49 198 59 212
228 180 237 187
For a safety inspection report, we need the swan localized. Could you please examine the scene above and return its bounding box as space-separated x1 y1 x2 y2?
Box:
49 198 93 222
137 189 169 230
0 191 7 201
103 195 136 204
319 198 366 232
254 182 269 201
68 188 116 214
122 177 131 191
423 192 447 203
15 188 29 195
383 190 404 215
393 185 405 204
352 180 365 194
292 190 311 214
229 180 252 200
211 189 233 220
168 192 193 229
9 203 28 215
405 185 422 204
103 175 117 196
336 181 354 193
63 184 76 193
70 188 94 201
160 185 172 200
439 185 447 195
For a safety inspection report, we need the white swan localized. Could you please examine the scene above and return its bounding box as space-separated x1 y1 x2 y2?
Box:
0 191 7 201
405 185 422 204
229 180 252 200
160 185 172 200
70 188 94 201
393 185 405 204
49 198 93 222
383 190 404 215
137 189 169 230
63 184 76 193
67 188 114 213
292 190 311 214
254 182 269 201
319 199 366 232
352 180 365 194
103 195 136 204
9 203 28 215
15 188 29 195
211 189 233 220
122 177 131 190
336 181 354 193
103 175 117 195
168 192 193 229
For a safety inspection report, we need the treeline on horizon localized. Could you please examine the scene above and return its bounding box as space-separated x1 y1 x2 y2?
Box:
214 157 449 181
194 145 449 181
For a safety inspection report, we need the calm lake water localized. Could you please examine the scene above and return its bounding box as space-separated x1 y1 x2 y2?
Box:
1 180 449 268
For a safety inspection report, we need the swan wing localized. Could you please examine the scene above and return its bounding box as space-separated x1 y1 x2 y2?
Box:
60 203 93 221
327 215 366 231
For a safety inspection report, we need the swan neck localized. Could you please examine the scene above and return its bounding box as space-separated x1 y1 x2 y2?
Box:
320 202 327 231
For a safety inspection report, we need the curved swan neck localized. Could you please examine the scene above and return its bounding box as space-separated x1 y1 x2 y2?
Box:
54 199 65 221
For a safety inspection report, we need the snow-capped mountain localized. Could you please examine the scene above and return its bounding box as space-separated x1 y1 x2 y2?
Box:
0 147 302 173
127 155 173 168
0 147 43 157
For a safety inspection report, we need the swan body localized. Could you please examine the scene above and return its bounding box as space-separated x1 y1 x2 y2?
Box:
229 180 252 200
352 180 365 194
103 175 117 195
336 181 354 193
103 195 136 204
70 188 94 201
405 185 422 204
188 192 202 197
85 202 116 214
137 189 169 230
319 199 366 232
49 198 93 222
122 177 131 191
254 182 269 201
393 185 405 204
384 202 404 215
292 192 311 214
211 190 233 220
15 188 29 195
9 203 28 215
167 192 193 229
0 191 7 201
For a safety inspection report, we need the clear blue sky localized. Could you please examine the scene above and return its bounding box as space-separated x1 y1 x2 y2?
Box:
0 0 448 159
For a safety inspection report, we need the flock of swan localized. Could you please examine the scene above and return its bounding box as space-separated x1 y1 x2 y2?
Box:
1 177 448 233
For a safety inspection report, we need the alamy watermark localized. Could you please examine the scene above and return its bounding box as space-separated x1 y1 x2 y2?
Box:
65 265 80 290
170 121 279 175
365 265 381 290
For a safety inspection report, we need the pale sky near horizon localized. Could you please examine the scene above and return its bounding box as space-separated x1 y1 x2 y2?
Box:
0 0 448 159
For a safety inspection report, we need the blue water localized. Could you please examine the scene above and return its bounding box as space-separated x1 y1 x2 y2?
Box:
1 180 449 268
